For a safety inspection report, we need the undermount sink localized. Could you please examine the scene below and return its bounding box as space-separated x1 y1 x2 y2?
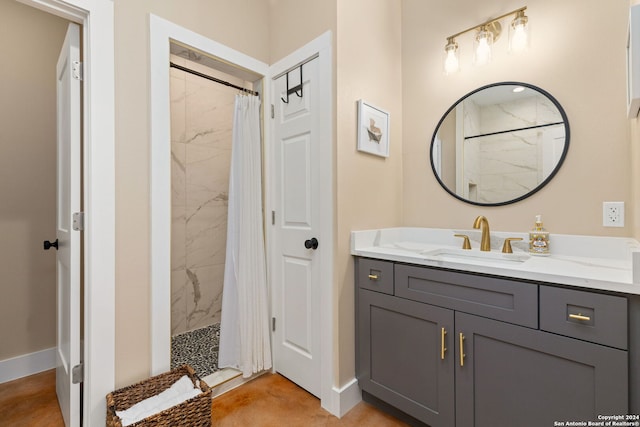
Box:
423 247 531 264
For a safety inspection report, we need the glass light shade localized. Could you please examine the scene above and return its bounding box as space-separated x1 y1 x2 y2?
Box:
443 39 460 75
474 27 493 66
508 12 530 54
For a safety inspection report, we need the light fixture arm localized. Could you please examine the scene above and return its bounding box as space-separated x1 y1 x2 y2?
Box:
446 6 527 41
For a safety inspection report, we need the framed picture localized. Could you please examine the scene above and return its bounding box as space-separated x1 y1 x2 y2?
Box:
357 100 390 157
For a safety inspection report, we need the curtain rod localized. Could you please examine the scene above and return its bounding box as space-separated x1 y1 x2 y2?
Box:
169 62 258 96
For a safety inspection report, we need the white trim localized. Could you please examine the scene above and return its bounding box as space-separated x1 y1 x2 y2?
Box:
14 1 115 426
330 377 361 418
267 31 338 416
0 348 56 384
149 14 269 374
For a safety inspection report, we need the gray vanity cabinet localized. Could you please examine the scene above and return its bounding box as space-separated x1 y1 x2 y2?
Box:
358 289 455 426
355 257 630 427
455 312 628 427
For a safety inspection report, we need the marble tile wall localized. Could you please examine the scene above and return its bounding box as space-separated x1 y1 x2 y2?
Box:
462 95 564 204
170 55 249 336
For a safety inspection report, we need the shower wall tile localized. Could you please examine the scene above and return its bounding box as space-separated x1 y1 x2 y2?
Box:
171 269 189 335
170 73 186 143
172 141 187 207
185 143 231 210
171 57 235 337
185 78 234 148
186 205 228 269
172 206 186 272
185 264 225 331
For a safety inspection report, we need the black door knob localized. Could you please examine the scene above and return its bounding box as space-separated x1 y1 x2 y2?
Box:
304 237 319 250
44 239 58 250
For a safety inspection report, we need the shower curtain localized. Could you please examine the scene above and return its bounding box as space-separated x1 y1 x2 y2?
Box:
219 94 272 377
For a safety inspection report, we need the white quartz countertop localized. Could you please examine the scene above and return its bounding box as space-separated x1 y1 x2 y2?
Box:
351 227 640 295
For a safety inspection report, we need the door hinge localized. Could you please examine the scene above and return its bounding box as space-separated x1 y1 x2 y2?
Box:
73 212 85 231
72 363 83 384
272 210 275 225
271 104 275 119
72 61 83 81
272 317 276 332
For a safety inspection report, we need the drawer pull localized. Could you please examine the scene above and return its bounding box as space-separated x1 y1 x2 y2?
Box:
569 313 591 321
368 274 379 280
459 333 465 367
441 327 447 360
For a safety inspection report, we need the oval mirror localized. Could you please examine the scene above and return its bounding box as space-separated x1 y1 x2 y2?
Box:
430 82 570 206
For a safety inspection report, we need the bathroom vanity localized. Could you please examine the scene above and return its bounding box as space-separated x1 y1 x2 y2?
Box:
352 228 640 427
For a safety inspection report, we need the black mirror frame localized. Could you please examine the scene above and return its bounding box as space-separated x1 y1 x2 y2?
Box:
430 81 570 206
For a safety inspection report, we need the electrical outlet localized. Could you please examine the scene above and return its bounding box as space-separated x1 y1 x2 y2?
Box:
603 201 625 227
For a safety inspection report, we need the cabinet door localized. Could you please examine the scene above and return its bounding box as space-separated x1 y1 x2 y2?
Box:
455 312 628 427
358 289 454 426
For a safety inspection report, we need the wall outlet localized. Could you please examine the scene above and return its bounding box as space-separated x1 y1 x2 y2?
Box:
603 201 625 227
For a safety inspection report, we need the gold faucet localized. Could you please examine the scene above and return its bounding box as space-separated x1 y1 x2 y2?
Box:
473 215 491 251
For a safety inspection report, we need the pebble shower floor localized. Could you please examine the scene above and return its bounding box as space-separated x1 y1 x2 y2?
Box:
171 323 220 377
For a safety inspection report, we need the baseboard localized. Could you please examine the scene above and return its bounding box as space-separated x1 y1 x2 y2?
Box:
0 347 56 384
324 377 361 418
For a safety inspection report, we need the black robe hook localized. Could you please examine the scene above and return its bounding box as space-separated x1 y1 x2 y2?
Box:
281 65 303 104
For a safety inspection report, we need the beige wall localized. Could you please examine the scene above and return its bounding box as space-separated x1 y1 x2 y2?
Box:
268 0 337 64
631 0 640 240
402 0 631 236
114 0 269 387
336 0 403 385
632 120 640 239
0 0 68 361
115 0 637 393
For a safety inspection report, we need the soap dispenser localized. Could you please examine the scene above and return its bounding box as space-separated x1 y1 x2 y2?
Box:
529 215 550 256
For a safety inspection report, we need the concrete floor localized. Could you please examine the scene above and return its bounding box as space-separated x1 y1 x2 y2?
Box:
0 370 409 426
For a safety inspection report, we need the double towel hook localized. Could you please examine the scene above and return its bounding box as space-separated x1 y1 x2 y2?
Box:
281 65 303 104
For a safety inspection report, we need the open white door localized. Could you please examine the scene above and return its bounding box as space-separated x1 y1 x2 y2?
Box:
271 58 322 396
55 22 82 427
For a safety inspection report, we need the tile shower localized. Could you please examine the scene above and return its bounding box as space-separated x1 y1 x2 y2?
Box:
461 92 564 204
169 53 245 377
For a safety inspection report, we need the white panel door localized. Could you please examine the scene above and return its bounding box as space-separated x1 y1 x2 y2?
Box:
272 58 321 396
55 22 82 427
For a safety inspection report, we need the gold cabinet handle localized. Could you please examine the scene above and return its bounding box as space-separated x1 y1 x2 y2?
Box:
569 313 591 321
459 333 465 367
368 274 379 280
441 327 447 360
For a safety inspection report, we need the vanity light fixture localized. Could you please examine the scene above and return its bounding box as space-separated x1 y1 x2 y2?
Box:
444 37 460 75
509 9 530 53
474 25 494 66
443 6 529 74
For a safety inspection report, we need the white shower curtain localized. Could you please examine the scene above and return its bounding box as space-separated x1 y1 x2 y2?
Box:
219 94 272 377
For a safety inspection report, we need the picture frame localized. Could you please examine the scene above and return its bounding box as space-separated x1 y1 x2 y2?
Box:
357 100 390 157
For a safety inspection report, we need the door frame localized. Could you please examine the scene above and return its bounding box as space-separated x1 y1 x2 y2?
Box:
148 14 269 374
14 0 115 426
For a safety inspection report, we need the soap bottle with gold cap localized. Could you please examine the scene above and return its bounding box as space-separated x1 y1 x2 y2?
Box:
529 215 550 256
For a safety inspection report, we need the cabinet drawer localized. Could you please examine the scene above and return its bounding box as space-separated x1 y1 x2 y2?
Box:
357 258 394 295
540 286 627 349
395 264 538 328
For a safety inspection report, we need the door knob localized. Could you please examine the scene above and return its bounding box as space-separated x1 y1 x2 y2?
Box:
304 237 319 250
44 239 59 250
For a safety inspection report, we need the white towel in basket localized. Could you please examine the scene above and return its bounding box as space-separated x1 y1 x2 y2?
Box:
116 375 201 426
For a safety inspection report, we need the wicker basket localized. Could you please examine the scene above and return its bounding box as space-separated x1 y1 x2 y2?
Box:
106 365 211 427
